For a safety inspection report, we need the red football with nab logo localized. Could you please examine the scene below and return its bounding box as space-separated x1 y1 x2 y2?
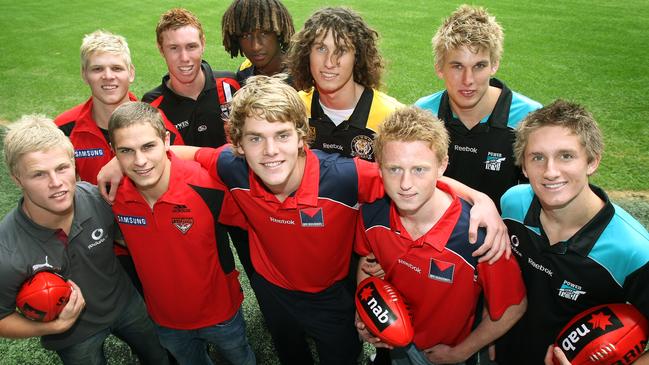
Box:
355 276 414 347
16 271 72 322
554 303 649 365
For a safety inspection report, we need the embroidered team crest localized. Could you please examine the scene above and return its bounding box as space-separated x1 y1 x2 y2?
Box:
428 258 455 283
299 208 324 227
351 135 373 160
172 218 194 234
484 152 506 171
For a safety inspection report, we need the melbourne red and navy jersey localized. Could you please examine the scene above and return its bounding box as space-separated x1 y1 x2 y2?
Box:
496 184 649 365
356 181 526 349
143 61 240 148
55 94 184 185
195 145 384 292
112 153 242 329
415 79 541 210
300 87 402 161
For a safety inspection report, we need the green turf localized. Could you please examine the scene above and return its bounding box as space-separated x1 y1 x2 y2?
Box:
1 0 648 363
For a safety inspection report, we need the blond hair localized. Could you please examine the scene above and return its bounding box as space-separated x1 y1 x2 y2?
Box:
80 30 132 70
3 115 74 177
514 99 604 166
432 4 503 69
374 106 449 165
228 74 310 155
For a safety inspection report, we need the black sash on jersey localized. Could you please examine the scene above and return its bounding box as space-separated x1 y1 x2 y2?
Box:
437 78 521 210
308 87 376 160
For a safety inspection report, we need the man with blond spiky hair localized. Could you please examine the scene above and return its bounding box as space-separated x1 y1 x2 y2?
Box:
222 0 295 84
0 115 167 365
416 5 542 211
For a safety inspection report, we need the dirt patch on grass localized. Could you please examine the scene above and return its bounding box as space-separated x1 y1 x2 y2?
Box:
608 191 649 202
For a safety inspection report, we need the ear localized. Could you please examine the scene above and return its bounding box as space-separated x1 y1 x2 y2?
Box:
235 143 245 156
586 155 601 176
490 59 500 76
521 164 529 179
438 156 449 177
11 174 23 189
81 66 89 85
128 64 135 83
435 63 444 80
164 131 171 151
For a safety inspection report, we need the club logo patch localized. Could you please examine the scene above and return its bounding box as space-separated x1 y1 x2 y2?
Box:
484 151 506 171
557 280 586 301
172 218 193 234
299 208 324 227
428 258 455 283
351 135 373 160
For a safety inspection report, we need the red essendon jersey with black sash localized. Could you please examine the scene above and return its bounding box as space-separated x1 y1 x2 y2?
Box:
143 61 239 148
355 181 526 349
195 145 385 293
113 153 242 329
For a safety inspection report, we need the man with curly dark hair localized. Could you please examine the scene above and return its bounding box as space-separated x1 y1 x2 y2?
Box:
222 0 294 85
286 7 402 162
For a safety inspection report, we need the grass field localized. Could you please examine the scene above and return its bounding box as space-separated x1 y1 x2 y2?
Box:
1 0 648 364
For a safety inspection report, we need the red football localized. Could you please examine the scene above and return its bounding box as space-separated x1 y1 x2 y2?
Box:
355 276 414 347
554 303 649 365
16 271 72 322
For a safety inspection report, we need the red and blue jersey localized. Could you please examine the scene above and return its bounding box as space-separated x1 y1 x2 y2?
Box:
356 181 526 349
195 145 384 292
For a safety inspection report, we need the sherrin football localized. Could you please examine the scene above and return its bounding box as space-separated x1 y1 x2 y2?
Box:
16 271 72 322
355 276 414 347
554 303 649 365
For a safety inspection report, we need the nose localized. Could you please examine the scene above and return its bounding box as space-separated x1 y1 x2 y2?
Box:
251 34 263 51
48 172 63 188
462 67 474 85
263 138 278 156
179 48 190 62
102 68 114 80
400 171 413 191
134 150 147 166
324 52 338 69
543 158 560 180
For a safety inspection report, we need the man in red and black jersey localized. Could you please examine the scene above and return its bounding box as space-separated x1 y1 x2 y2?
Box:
142 8 240 148
108 102 254 365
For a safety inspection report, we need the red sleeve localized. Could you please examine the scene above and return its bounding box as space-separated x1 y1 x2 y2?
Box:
478 256 526 321
195 146 227 181
355 158 385 203
218 191 248 229
353 211 373 256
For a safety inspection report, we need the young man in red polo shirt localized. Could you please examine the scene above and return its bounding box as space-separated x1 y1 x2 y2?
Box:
99 76 510 365
355 106 526 365
107 102 254 365
54 30 183 294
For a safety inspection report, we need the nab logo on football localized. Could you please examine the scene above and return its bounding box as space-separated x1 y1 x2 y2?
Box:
357 281 397 331
559 306 623 355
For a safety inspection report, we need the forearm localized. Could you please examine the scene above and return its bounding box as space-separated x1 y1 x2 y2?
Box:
0 312 65 339
634 352 649 365
439 176 485 204
170 145 201 161
357 256 372 283
453 297 527 360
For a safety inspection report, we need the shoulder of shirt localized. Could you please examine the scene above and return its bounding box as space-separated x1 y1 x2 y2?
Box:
414 90 445 114
54 101 87 127
501 184 534 220
508 91 543 128
142 84 165 103
75 182 110 210
371 89 403 109
238 59 253 72
604 204 649 246
299 88 315 115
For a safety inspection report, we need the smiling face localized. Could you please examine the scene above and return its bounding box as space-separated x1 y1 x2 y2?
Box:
158 25 205 87
239 29 283 75
113 123 171 199
522 125 600 212
309 30 356 98
436 46 498 114
82 51 134 108
13 147 76 221
379 140 448 218
236 115 305 198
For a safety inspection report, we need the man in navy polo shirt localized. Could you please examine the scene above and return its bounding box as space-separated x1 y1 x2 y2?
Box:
495 100 649 365
0 115 166 365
